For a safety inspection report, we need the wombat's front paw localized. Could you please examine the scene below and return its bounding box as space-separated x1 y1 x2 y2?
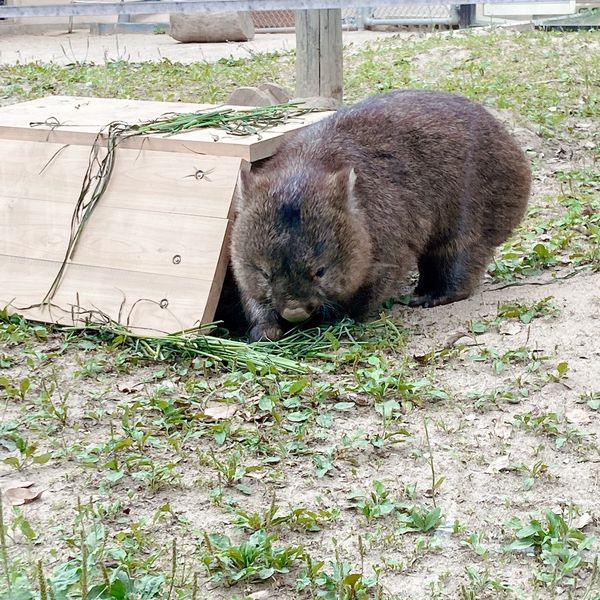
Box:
249 323 284 342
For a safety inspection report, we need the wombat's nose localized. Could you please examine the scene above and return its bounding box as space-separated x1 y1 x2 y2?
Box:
281 306 312 323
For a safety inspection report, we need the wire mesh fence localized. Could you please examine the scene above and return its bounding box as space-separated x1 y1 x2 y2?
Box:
251 5 459 29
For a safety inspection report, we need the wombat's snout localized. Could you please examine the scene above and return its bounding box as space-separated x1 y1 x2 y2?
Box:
280 301 318 323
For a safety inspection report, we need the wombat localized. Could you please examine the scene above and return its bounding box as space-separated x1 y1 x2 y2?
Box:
231 90 530 342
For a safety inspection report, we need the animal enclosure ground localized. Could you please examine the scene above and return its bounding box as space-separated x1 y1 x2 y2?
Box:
1 28 599 600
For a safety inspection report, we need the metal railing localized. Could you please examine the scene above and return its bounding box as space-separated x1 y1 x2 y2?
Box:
0 0 560 19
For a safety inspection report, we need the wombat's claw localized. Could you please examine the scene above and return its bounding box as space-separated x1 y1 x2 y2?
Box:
409 291 469 308
408 293 451 308
249 323 284 342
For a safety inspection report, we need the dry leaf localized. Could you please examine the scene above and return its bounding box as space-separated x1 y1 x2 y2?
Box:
499 321 522 336
3 482 43 506
444 331 469 347
573 513 593 529
204 403 238 420
1 480 34 491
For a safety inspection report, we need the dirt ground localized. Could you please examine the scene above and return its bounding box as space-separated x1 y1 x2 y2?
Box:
0 27 599 600
0 28 399 66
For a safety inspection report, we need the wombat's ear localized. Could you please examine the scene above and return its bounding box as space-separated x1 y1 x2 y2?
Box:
329 167 358 212
234 165 252 214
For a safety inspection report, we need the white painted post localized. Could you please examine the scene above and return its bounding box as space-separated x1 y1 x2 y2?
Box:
295 8 343 101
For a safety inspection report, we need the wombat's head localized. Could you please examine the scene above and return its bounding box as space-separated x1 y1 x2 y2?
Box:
231 166 372 325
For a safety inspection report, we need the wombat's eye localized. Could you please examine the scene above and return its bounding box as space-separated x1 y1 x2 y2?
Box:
314 267 326 278
256 267 270 280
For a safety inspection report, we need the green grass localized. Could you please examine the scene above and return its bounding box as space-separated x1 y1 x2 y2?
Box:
1 28 600 600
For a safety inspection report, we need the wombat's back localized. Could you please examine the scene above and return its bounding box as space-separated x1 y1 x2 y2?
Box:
266 90 529 252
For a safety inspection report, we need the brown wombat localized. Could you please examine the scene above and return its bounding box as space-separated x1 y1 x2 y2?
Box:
230 90 530 341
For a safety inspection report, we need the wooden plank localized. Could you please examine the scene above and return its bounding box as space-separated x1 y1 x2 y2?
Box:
0 96 333 162
295 9 343 101
319 9 343 101
0 196 229 281
0 256 213 335
0 140 242 220
295 10 321 98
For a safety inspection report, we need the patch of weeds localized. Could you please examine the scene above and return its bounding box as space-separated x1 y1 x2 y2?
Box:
515 460 550 491
396 505 443 535
514 411 587 449
0 310 48 345
546 360 569 382
129 458 182 494
200 529 304 586
579 391 600 411
459 565 514 598
347 480 442 534
497 297 560 324
353 355 449 407
492 170 600 280
1 433 51 471
471 346 548 375
0 375 30 402
37 373 70 429
232 498 339 533
296 549 380 600
461 533 490 560
348 480 396 521
469 380 532 409
204 449 259 495
74 356 108 379
0 503 175 599
505 510 595 585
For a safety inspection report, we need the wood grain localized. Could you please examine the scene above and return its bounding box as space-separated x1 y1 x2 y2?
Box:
0 255 212 335
1 195 229 280
0 96 333 161
0 140 242 219
295 9 343 101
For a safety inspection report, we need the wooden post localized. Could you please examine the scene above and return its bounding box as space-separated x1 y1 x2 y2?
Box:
295 9 343 101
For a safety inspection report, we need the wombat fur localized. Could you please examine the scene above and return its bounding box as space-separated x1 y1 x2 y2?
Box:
230 90 531 342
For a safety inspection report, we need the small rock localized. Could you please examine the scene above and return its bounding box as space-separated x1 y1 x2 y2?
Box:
228 87 278 107
258 83 291 103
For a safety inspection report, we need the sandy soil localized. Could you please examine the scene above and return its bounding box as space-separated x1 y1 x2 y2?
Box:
0 29 400 66
0 28 599 600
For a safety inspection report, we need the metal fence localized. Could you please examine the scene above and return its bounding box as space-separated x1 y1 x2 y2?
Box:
251 4 459 29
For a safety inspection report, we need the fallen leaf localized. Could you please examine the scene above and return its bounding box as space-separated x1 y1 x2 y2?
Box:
203 403 238 420
499 321 522 336
573 513 593 529
3 482 43 506
444 331 469 347
1 480 34 491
